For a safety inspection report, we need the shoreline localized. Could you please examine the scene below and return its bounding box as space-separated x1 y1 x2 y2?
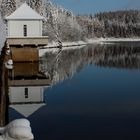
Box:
39 38 140 57
39 41 87 56
87 38 140 43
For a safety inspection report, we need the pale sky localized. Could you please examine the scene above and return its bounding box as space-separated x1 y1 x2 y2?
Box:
52 0 140 14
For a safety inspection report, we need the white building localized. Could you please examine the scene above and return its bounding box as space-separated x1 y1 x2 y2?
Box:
5 2 44 37
5 2 48 62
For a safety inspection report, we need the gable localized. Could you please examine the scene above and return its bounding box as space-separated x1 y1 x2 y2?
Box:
5 3 44 20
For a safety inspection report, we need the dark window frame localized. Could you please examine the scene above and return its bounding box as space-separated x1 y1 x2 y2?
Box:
25 88 28 98
23 25 27 36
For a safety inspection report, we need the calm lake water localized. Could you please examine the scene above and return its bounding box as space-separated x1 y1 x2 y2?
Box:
9 43 140 140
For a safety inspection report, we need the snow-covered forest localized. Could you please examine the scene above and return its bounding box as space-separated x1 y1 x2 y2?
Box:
77 10 140 38
0 0 140 47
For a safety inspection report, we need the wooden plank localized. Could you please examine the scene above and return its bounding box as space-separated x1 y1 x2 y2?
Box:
11 47 39 62
13 63 39 77
6 37 48 46
8 79 51 86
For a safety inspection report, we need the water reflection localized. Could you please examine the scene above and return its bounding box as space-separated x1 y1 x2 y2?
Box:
8 62 50 117
9 86 47 117
40 43 140 85
13 63 39 79
8 43 140 140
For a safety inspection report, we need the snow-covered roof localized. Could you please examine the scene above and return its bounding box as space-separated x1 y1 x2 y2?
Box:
5 3 44 20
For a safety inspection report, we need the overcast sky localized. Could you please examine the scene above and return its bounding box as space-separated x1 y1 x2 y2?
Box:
52 0 140 14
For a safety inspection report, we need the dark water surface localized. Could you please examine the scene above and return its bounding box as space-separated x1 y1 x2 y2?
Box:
9 43 140 140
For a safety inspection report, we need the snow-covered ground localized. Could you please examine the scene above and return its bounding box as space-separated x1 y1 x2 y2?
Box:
87 37 140 43
39 41 87 56
39 42 86 56
39 39 105 56
39 40 87 48
39 37 140 57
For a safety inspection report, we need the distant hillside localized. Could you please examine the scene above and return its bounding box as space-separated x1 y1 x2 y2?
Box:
77 10 140 38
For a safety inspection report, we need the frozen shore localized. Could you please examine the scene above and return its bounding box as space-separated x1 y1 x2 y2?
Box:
39 39 104 56
100 38 140 42
87 37 140 44
39 38 140 57
39 42 86 56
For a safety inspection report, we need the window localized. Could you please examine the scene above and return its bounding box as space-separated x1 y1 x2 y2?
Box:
23 25 27 36
25 88 28 98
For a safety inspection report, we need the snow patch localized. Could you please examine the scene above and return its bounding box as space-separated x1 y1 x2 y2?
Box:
39 37 140 57
101 38 140 42
0 15 6 52
39 41 87 56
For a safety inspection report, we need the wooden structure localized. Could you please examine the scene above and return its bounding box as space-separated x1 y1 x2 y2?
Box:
6 37 48 46
6 36 48 62
0 48 9 127
9 79 51 86
8 61 51 86
11 63 38 78
11 47 39 62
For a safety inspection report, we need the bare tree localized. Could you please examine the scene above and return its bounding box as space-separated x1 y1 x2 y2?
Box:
1 0 16 17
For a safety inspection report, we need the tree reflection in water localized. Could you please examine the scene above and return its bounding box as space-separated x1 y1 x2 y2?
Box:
40 43 140 85
9 43 140 140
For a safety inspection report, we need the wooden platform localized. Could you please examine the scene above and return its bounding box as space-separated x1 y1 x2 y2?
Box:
0 49 9 127
6 36 48 46
6 36 48 62
11 47 39 62
8 79 51 86
12 63 39 77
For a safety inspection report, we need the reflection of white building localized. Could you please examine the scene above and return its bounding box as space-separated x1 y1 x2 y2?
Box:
9 86 45 103
9 86 48 117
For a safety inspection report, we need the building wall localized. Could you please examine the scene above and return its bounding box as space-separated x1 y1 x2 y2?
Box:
8 20 42 37
9 86 44 103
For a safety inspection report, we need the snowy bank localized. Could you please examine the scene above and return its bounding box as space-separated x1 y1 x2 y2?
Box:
39 41 86 56
86 37 140 44
100 38 140 43
0 16 6 51
39 38 140 57
39 39 105 56
39 41 87 49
